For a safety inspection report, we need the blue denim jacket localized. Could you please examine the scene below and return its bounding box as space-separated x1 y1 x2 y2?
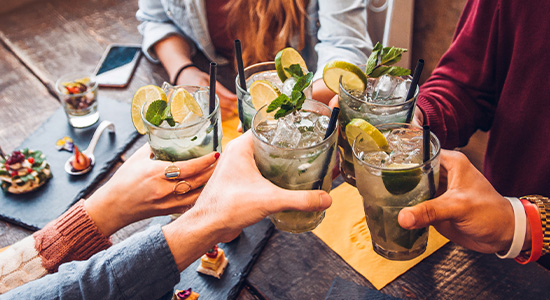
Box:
136 0 372 82
0 225 179 300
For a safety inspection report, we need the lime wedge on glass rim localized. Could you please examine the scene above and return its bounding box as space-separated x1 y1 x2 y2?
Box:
345 118 389 151
322 61 368 94
169 87 203 123
249 80 281 110
274 47 308 82
131 85 167 134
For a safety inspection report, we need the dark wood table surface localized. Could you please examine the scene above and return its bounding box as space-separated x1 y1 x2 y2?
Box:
1 1 549 299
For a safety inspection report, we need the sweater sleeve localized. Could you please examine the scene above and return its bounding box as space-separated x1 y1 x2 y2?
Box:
0 225 180 300
416 0 501 148
0 200 111 294
34 199 112 272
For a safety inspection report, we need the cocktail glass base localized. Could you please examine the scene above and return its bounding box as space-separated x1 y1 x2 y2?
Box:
67 110 99 128
269 211 325 233
372 240 427 261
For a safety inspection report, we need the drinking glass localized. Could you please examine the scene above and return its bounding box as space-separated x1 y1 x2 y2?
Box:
251 100 337 233
236 61 312 132
353 123 440 260
55 73 99 128
141 84 222 162
338 74 417 186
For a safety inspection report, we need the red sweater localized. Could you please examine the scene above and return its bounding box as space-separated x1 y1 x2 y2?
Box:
417 0 550 197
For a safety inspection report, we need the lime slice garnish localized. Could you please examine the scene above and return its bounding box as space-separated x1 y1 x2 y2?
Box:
381 163 422 195
322 60 368 94
169 87 203 123
249 80 281 110
131 85 167 134
274 47 308 82
345 119 389 152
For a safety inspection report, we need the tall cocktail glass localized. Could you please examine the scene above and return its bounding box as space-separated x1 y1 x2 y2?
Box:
141 84 222 161
252 100 337 233
353 123 440 260
236 62 312 132
338 74 418 186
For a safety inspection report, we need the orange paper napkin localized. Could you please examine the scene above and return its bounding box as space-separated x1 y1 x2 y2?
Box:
313 182 449 290
221 115 241 147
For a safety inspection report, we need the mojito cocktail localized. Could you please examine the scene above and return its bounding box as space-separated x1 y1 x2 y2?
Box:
141 84 222 161
252 100 337 233
353 123 440 260
338 74 417 186
236 50 312 132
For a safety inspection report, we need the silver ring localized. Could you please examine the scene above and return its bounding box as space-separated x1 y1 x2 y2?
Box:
173 180 192 195
165 164 181 180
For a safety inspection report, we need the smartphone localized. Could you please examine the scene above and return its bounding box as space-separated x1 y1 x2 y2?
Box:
94 44 141 87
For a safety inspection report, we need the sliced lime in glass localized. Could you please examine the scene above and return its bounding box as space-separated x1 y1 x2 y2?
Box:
381 163 422 195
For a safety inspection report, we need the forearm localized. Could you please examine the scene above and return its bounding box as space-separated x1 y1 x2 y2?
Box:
154 35 194 83
162 208 221 272
312 79 334 105
1 225 179 299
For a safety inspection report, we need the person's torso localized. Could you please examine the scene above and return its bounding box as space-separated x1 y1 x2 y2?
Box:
484 0 550 196
159 0 319 71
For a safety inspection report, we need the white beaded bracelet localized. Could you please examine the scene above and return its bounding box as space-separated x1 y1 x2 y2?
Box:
496 197 527 259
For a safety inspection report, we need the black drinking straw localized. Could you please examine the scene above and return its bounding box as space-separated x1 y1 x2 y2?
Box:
404 59 425 123
209 62 219 151
312 107 340 190
234 39 246 129
423 125 436 198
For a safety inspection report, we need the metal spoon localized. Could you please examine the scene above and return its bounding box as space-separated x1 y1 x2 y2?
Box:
65 121 115 175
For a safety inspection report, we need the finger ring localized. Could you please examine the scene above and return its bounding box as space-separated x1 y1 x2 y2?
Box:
173 180 192 195
165 164 181 180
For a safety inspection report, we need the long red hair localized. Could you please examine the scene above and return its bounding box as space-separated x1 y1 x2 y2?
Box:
225 0 309 66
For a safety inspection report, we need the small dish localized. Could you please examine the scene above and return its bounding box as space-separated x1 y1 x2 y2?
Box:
65 120 115 175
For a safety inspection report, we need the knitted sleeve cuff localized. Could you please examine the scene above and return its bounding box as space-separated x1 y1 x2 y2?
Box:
33 200 112 273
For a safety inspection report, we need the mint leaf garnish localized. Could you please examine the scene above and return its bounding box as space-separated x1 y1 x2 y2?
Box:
365 42 410 78
267 94 289 113
387 66 411 76
366 43 383 75
145 100 168 126
293 72 313 93
267 69 313 119
284 64 304 78
380 47 407 65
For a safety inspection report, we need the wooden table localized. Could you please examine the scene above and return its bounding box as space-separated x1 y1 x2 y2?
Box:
1 1 549 299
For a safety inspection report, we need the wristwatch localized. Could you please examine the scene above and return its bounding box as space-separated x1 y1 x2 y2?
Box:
520 195 550 256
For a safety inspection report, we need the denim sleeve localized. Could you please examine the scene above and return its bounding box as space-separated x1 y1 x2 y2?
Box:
0 225 180 300
314 0 372 82
136 0 197 63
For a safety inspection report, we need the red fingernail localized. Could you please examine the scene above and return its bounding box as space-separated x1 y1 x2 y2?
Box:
214 152 220 159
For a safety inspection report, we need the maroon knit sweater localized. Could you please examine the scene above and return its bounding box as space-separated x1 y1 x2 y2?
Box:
417 0 550 197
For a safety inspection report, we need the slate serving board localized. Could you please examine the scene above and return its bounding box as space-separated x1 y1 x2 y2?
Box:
153 217 275 300
0 97 140 230
325 277 401 300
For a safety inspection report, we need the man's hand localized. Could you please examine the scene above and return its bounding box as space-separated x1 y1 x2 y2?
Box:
398 150 523 254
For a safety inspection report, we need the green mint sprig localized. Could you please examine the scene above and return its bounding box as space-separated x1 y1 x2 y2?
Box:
145 100 175 126
267 64 313 119
365 42 411 78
